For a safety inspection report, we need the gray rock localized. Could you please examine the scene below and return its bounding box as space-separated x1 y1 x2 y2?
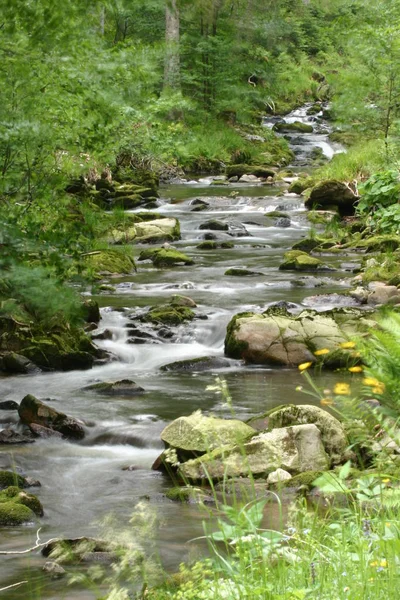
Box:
18 395 85 440
82 379 145 396
0 429 35 444
267 468 292 484
178 424 329 481
0 401 19 411
268 404 348 466
43 561 66 578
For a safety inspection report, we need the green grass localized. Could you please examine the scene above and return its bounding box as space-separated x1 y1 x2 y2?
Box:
313 139 386 182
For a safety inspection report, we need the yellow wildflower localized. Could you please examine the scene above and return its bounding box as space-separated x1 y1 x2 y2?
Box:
382 479 391 484
348 366 363 373
295 386 303 392
340 341 356 349
320 398 334 406
363 377 382 387
372 383 385 395
370 561 378 568
380 560 388 568
298 362 313 371
370 559 388 568
334 382 351 395
314 348 330 356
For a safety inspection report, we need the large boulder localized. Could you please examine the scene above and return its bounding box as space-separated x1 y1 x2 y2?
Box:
178 424 329 481
132 218 181 244
18 395 85 440
83 379 145 396
305 180 359 216
224 308 347 366
160 411 256 462
268 405 348 465
84 249 136 275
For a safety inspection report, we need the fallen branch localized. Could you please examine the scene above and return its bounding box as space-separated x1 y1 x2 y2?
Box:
0 528 59 555
0 581 28 593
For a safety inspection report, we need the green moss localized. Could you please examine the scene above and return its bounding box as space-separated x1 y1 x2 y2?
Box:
273 121 314 133
152 249 194 268
84 248 136 275
279 253 328 272
292 238 328 252
0 486 42 525
282 471 323 489
0 501 34 525
0 471 26 490
225 164 276 179
165 486 205 502
288 178 314 194
145 304 195 326
353 235 400 253
224 312 254 358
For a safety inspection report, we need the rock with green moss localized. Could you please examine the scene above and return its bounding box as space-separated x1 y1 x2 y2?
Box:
267 404 348 466
138 247 193 267
160 356 232 372
225 165 276 179
281 470 324 490
279 251 333 272
19 395 85 440
353 235 400 253
165 486 211 503
144 304 195 326
160 411 256 462
224 268 263 276
288 178 314 194
0 471 28 490
112 218 180 244
0 486 43 525
42 537 115 564
224 309 346 366
84 249 136 275
273 121 314 133
152 249 194 268
178 424 328 481
199 220 229 231
292 238 332 253
305 180 359 216
170 295 197 308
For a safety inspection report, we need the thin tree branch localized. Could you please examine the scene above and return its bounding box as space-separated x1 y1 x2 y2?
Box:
0 581 28 593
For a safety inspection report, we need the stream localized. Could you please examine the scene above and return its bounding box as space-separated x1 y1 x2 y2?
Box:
0 105 354 598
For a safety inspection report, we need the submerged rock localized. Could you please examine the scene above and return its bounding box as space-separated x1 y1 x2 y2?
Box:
0 429 35 444
0 401 19 411
43 561 67 578
224 268 263 277
42 537 115 564
83 379 145 396
18 395 85 440
160 356 233 372
178 424 328 481
1 353 40 374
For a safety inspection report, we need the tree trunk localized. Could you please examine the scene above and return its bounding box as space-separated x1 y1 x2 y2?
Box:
164 0 180 91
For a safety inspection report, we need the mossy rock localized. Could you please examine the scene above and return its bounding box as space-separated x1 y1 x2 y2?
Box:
292 238 332 253
288 178 314 194
281 470 323 490
135 246 194 268
279 252 332 272
354 235 400 253
108 194 143 210
224 268 262 276
165 486 209 503
152 249 194 268
84 249 136 275
0 486 43 525
144 304 195 326
273 121 314 133
0 471 27 490
305 180 358 216
225 164 276 179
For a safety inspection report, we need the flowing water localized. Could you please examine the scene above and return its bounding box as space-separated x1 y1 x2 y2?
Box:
0 106 354 598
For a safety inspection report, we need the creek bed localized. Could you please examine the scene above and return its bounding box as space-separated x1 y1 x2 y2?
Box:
0 106 353 598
